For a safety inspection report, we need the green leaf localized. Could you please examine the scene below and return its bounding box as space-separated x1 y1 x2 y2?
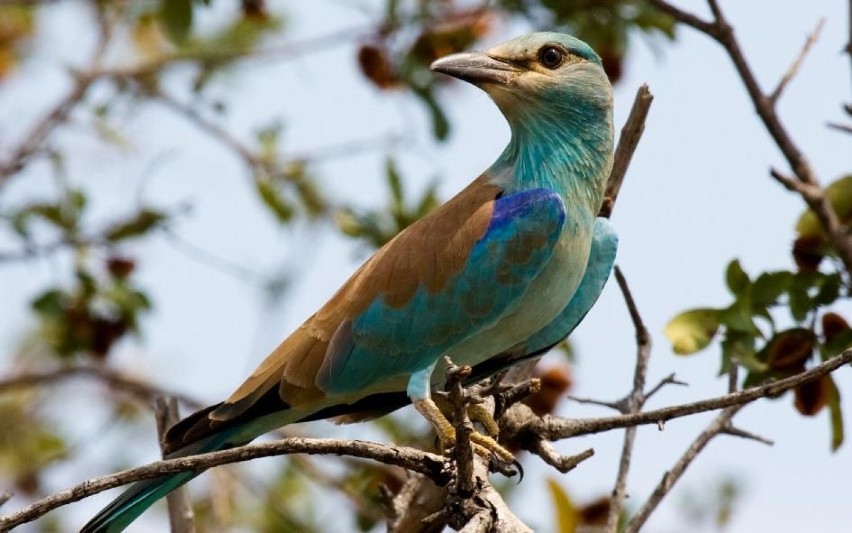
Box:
385 156 405 227
796 175 852 238
822 329 852 359
722 331 765 373
665 308 721 355
159 0 193 44
788 274 815 322
255 175 293 223
413 85 450 141
31 289 66 317
720 297 760 335
826 375 844 451
814 273 842 305
104 209 167 242
752 271 793 308
546 478 578 533
725 259 750 296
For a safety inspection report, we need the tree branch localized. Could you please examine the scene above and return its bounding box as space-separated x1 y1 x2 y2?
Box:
769 19 825 104
599 85 654 218
0 438 449 530
623 405 742 533
645 0 852 275
606 267 652 531
504 349 852 441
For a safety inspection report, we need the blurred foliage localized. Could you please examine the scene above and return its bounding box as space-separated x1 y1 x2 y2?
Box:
336 157 440 248
354 0 675 139
665 196 851 450
546 478 618 533
0 394 67 497
5 185 167 360
1 0 845 531
793 175 852 272
0 5 35 80
678 475 743 531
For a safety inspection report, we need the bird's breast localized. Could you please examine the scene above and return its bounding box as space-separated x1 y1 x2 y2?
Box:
445 216 594 367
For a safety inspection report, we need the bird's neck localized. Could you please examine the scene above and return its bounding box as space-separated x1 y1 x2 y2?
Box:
488 102 613 215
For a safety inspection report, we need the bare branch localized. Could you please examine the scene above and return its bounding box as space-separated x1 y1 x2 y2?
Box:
0 71 94 182
387 474 447 533
826 121 852 135
769 19 825 104
645 373 687 402
445 461 532 533
645 0 717 35
0 365 202 410
0 438 449 530
528 439 594 474
606 267 652 531
599 85 654 218
728 361 740 393
504 349 852 441
446 362 477 496
623 406 742 533
721 425 774 446
155 398 195 533
646 0 852 275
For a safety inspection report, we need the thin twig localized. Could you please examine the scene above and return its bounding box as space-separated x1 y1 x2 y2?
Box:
155 398 196 533
645 0 717 34
721 425 774 446
728 362 739 393
503 349 852 441
647 0 852 275
606 267 652 532
827 121 852 134
0 72 94 182
599 85 654 218
769 19 825 104
645 373 687 402
528 439 594 474
623 405 742 533
0 438 449 530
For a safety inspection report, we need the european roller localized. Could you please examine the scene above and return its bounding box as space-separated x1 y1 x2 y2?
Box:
82 31 617 532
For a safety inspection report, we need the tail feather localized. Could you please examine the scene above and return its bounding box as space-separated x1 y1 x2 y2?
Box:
80 428 238 533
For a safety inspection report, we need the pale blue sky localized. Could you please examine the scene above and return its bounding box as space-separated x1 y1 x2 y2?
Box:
1 1 850 531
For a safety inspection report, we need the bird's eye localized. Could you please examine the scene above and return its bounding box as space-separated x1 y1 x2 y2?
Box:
538 46 564 69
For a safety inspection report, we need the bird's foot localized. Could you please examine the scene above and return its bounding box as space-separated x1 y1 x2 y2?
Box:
466 403 500 437
413 397 515 465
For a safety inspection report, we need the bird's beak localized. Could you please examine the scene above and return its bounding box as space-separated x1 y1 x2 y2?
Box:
430 52 520 86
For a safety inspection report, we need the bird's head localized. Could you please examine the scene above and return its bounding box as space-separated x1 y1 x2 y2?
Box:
430 32 612 127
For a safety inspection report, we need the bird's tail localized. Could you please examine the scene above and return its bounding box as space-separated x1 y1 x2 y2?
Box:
80 424 240 533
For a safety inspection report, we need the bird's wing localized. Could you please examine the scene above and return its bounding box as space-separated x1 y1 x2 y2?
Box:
471 217 617 380
211 176 567 421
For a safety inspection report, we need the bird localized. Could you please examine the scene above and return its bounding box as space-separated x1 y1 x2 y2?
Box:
82 31 617 532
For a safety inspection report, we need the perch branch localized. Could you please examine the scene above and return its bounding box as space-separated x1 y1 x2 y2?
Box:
0 439 448 530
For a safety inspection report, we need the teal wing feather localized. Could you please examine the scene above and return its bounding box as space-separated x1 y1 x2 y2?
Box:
317 188 567 396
